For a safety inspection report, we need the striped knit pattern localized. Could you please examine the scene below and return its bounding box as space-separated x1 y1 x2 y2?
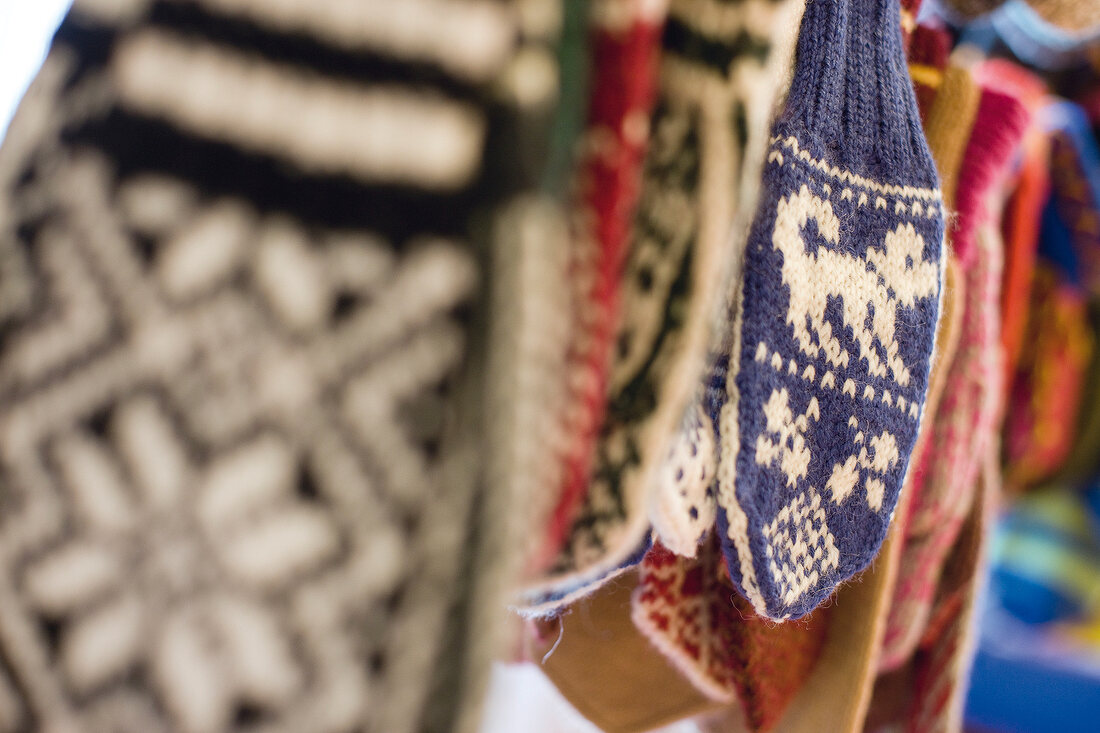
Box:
716 0 945 620
526 0 806 605
0 1 559 731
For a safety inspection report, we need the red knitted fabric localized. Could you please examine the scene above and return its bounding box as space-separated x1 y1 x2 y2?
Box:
907 25 951 123
900 0 928 51
908 24 950 69
536 3 663 568
906 462 996 733
633 538 828 732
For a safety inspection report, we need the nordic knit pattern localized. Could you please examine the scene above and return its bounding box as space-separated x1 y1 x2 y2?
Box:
716 0 945 620
650 403 719 558
0 1 559 730
530 0 805 602
632 538 828 731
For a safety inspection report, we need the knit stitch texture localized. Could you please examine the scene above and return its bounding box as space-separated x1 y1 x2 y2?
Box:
535 0 664 573
646 0 808 560
715 0 945 620
632 538 829 731
882 84 1027 669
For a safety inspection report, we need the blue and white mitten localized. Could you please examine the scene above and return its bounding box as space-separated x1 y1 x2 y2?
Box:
715 0 945 619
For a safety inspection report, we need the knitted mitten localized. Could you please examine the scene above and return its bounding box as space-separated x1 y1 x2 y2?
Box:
527 0 805 605
632 538 829 729
0 1 560 731
715 0 945 620
650 362 726 557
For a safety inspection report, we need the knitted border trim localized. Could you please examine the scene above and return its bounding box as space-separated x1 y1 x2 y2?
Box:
631 537 830 727
513 535 652 618
768 135 944 202
718 270 768 613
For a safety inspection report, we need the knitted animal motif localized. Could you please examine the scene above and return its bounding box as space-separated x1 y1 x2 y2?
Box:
714 0 945 620
774 186 939 386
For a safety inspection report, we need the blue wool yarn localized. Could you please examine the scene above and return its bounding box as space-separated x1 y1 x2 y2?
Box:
713 0 945 620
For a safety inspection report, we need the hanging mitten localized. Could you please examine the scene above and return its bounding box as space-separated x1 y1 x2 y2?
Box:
645 0 808 561
649 360 727 558
715 0 946 620
530 0 664 574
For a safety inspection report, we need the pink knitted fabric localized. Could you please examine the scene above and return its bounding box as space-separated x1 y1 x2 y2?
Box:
880 87 1026 670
